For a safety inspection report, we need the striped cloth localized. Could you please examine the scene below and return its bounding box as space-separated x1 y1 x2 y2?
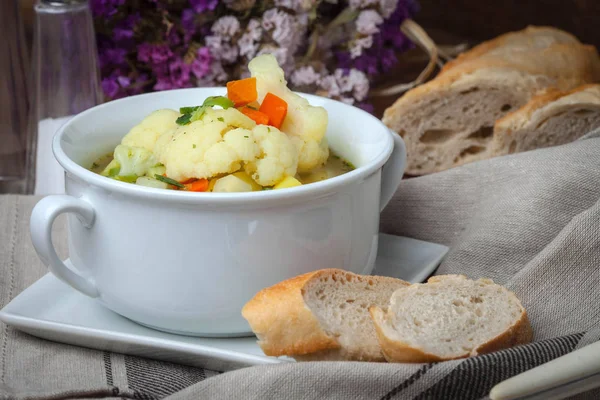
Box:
2 130 600 399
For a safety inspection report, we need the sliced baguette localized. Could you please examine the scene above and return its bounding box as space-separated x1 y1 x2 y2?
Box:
370 275 533 363
241 269 409 362
490 84 600 156
382 26 600 176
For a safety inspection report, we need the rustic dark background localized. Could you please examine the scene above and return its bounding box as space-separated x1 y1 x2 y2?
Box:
16 0 600 117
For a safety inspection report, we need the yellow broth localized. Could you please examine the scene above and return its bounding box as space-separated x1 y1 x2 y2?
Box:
90 150 355 189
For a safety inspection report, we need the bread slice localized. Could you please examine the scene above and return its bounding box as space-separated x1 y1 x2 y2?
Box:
489 84 600 156
370 275 533 363
382 26 600 176
241 269 409 361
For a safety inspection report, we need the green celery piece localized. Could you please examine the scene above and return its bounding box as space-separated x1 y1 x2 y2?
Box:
203 96 234 109
189 106 207 123
114 175 138 183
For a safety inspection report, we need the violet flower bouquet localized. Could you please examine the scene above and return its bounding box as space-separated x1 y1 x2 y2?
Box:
91 0 420 112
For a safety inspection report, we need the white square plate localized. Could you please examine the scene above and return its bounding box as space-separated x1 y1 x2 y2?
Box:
0 234 448 372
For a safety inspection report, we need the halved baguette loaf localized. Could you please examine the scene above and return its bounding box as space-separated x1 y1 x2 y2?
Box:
370 275 533 363
490 84 600 156
241 269 409 362
383 26 600 175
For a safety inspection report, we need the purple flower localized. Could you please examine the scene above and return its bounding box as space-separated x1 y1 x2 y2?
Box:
356 10 383 36
291 66 322 87
211 16 241 37
169 58 193 88
90 0 125 18
117 76 131 88
137 43 174 65
190 0 218 13
191 47 213 79
181 8 196 42
113 14 139 43
99 47 127 69
101 76 120 98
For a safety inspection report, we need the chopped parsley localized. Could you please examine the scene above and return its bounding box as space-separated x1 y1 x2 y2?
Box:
192 144 196 149
217 117 224 122
176 97 234 126
91 162 99 169
244 135 249 138
155 174 185 188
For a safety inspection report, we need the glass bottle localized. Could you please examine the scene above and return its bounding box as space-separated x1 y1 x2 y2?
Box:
29 0 102 195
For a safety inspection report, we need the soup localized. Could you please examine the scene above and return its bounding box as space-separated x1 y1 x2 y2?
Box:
89 53 355 192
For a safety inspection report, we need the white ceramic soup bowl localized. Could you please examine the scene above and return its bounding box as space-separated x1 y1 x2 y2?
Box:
30 88 406 337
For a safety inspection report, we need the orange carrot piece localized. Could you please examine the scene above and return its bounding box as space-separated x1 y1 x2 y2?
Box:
238 106 269 125
259 92 288 129
184 179 209 192
227 77 257 107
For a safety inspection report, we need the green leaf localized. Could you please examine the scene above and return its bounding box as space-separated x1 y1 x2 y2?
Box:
176 113 193 125
203 96 234 109
155 174 185 188
180 106 200 114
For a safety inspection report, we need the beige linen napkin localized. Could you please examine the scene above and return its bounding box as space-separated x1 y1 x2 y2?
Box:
2 130 600 399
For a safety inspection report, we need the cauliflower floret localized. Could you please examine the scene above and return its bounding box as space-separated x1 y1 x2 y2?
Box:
156 120 260 182
202 107 256 130
244 125 298 186
121 109 180 151
249 54 329 172
105 144 158 179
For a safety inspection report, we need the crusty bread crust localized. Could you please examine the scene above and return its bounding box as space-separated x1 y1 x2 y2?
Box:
495 84 600 131
370 307 447 363
382 25 600 176
241 270 340 357
370 275 533 363
440 26 581 73
242 269 408 360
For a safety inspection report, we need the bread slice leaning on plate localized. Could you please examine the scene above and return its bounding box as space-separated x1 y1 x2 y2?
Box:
490 84 600 156
241 269 409 362
370 275 533 363
382 26 600 176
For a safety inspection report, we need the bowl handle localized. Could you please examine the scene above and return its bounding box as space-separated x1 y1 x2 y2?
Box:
30 195 99 298
380 130 407 211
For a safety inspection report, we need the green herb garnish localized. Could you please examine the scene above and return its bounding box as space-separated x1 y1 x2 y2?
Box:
192 144 196 149
91 162 99 169
176 97 233 126
244 135 249 138
247 105 258 110
155 174 185 188
180 106 200 114
176 113 193 125
217 117 224 122
203 96 234 109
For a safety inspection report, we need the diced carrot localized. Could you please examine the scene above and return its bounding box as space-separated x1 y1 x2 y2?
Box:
227 77 257 107
238 106 269 125
259 92 288 129
184 179 209 192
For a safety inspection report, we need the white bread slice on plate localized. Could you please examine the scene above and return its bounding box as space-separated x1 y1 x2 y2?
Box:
370 275 533 363
490 84 600 156
382 26 600 176
241 269 409 362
